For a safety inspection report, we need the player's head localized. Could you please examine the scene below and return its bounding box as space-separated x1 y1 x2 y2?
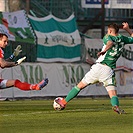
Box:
107 23 119 35
0 33 8 48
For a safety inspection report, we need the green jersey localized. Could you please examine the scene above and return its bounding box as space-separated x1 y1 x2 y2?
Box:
96 34 133 69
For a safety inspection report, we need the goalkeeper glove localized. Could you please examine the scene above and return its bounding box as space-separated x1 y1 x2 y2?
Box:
15 56 26 65
9 45 22 60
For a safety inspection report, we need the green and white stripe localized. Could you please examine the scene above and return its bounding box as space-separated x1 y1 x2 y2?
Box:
28 14 81 62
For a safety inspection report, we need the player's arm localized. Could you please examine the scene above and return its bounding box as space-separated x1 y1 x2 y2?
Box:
0 58 16 68
97 41 113 57
122 22 133 37
0 56 26 68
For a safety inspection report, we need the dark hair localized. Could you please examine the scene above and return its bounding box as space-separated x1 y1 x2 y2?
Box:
108 23 119 33
0 33 8 38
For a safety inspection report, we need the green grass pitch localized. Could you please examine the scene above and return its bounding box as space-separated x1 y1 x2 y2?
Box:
0 98 132 133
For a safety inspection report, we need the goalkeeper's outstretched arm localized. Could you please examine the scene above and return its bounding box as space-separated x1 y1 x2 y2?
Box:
0 56 26 68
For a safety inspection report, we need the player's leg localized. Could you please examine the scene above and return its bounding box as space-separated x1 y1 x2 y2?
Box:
55 64 98 109
65 81 87 102
106 86 119 106
55 81 87 109
106 86 125 114
0 79 14 89
104 75 120 111
14 78 49 90
99 65 125 114
0 78 48 90
103 75 121 114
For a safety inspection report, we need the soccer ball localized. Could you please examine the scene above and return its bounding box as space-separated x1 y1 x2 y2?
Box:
53 97 63 111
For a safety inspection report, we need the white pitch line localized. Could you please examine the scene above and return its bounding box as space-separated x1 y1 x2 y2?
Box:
1 106 132 117
1 108 108 117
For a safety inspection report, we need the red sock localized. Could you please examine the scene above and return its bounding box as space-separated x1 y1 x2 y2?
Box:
14 80 37 91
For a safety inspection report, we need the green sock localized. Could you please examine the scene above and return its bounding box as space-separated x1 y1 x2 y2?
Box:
65 86 80 102
111 96 119 106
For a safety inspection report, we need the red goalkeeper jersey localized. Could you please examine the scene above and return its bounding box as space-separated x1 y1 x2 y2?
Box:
0 48 4 58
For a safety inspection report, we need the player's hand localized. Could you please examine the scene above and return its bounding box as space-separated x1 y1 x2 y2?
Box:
97 51 106 57
9 45 22 60
15 56 26 65
13 45 22 57
122 22 130 30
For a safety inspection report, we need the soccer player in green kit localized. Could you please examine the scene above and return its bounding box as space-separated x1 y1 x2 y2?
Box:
55 22 133 114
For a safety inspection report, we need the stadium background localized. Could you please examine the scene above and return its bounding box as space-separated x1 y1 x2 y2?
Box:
0 0 132 99
0 1 132 133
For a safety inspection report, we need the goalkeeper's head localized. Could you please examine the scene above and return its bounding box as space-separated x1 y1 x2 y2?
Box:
0 33 8 48
0 33 8 39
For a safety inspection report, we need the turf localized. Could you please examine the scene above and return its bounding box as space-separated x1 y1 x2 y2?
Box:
0 98 132 133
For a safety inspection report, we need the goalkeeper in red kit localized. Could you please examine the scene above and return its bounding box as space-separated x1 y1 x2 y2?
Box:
0 33 48 91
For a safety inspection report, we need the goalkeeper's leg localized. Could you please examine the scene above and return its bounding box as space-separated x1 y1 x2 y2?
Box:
14 78 48 90
0 79 48 91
